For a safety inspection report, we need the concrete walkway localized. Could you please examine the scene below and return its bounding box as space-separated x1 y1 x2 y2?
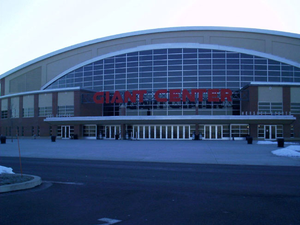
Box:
0 138 300 166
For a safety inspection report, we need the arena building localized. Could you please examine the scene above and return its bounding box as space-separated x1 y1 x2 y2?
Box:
1 27 300 140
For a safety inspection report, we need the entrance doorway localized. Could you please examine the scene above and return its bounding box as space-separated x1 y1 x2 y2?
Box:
61 125 71 139
204 125 223 139
105 125 121 139
133 125 190 140
264 125 276 140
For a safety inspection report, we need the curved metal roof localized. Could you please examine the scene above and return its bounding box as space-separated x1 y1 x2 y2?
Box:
41 43 300 90
1 26 300 78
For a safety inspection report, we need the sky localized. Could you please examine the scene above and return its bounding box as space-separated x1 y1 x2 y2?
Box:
0 0 300 75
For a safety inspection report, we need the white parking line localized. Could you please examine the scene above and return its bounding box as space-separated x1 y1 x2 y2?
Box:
97 218 122 225
44 181 84 185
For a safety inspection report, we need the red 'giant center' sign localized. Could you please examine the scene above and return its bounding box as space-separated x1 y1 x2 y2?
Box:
93 89 232 104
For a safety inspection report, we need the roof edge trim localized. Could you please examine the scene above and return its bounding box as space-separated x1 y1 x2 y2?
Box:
44 115 296 123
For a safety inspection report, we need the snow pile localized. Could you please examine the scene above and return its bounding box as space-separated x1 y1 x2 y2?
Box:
272 145 300 158
257 141 299 145
0 165 14 174
257 141 277 144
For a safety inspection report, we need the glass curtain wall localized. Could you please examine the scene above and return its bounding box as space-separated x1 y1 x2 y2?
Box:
46 48 300 117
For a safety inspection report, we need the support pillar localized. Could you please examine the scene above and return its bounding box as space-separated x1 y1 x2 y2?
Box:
249 124 257 139
121 124 126 140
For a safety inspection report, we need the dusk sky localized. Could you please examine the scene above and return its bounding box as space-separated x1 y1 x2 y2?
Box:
1 0 299 75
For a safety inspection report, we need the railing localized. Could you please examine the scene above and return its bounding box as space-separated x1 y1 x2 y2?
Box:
241 111 292 116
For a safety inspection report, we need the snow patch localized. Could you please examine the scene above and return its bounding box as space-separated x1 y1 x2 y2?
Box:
272 145 300 158
0 165 14 174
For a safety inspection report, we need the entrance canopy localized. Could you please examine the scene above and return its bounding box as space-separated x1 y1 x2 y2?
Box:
44 115 295 125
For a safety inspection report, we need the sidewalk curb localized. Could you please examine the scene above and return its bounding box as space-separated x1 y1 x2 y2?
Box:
0 174 42 193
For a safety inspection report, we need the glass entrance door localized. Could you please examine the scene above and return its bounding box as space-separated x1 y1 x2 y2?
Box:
105 125 121 139
61 125 70 139
204 125 223 140
264 125 276 140
133 125 190 140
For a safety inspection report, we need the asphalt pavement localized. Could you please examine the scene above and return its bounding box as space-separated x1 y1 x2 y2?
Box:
1 139 300 224
0 138 300 166
1 158 300 225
